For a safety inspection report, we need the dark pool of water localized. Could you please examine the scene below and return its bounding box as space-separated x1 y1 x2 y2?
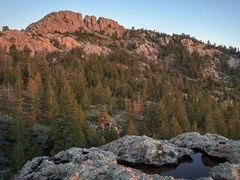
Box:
119 151 226 179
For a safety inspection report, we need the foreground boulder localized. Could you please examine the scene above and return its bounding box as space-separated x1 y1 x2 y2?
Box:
14 147 173 180
14 134 240 179
100 135 192 166
210 162 240 180
169 132 240 163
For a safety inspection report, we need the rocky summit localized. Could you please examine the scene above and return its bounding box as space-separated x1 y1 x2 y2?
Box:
14 133 240 180
26 11 125 37
1 10 239 68
0 10 125 56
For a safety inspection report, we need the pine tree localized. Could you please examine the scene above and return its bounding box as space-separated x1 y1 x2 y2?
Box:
24 73 43 126
41 84 58 124
52 80 86 153
156 100 168 138
175 93 191 132
204 112 215 133
125 112 138 135
170 116 182 137
191 121 198 132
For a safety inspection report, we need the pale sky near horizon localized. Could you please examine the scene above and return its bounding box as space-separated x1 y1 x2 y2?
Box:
0 0 239 49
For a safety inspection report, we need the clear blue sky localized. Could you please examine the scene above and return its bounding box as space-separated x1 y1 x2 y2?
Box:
0 0 239 48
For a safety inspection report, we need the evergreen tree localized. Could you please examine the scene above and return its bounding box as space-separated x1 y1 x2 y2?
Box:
204 112 215 133
175 93 191 132
156 100 168 138
170 116 182 137
125 112 138 135
41 84 58 124
51 80 86 153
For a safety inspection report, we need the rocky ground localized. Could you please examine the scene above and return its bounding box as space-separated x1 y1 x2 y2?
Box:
14 132 240 180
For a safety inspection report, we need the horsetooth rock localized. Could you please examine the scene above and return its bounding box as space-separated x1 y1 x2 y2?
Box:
26 10 126 37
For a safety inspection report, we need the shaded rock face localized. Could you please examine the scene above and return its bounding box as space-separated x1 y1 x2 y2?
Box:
228 56 240 68
169 132 240 164
100 135 192 166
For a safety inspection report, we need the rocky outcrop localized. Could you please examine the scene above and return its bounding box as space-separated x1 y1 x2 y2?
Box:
210 162 240 180
14 147 172 180
181 38 220 58
100 135 192 166
27 10 125 37
0 11 126 56
170 132 240 164
14 133 240 179
228 56 240 68
135 41 159 61
0 30 81 56
84 15 100 32
97 17 125 37
26 11 86 35
0 30 57 56
81 43 111 56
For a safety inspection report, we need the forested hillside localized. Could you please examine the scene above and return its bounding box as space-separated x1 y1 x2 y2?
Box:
1 11 240 178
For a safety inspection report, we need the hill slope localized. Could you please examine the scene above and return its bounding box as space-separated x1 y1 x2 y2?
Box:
1 10 240 178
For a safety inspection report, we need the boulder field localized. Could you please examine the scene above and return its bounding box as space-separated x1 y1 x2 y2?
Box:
14 132 240 180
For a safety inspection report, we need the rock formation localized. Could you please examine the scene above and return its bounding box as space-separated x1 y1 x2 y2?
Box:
14 133 240 179
26 10 125 37
181 38 221 58
26 11 86 35
1 10 238 71
0 30 81 56
0 10 125 57
210 162 240 180
170 132 240 164
100 135 192 166
13 146 173 180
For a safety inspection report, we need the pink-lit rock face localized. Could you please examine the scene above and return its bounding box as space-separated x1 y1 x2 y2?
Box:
26 10 126 37
181 38 221 58
0 30 82 56
26 11 86 35
0 10 126 57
